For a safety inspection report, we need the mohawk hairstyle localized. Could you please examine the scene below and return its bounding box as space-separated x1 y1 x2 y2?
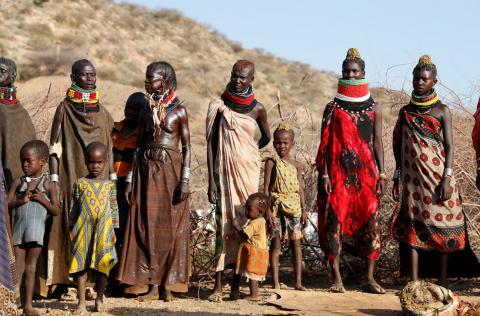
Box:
273 121 295 138
413 54 437 77
342 48 365 72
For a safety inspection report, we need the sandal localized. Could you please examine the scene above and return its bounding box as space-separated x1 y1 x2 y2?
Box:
329 282 346 293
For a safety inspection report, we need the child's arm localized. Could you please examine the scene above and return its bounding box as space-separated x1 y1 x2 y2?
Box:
231 217 249 241
296 161 307 227
263 158 275 227
7 178 30 209
31 180 60 216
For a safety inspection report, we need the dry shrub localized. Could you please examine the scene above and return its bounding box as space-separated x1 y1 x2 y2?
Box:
21 45 77 80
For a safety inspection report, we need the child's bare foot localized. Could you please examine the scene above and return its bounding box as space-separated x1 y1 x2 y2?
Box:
94 297 104 312
243 294 262 301
272 282 281 290
329 282 346 293
73 303 87 315
22 306 43 316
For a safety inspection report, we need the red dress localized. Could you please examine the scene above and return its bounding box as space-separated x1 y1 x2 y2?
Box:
316 101 380 263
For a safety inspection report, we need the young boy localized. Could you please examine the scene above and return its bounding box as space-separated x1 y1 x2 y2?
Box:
231 193 269 301
8 140 60 315
264 122 307 291
69 142 118 313
111 92 145 246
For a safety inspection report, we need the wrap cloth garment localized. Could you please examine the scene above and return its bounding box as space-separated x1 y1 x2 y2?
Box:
0 160 16 315
392 108 466 252
0 102 36 189
46 100 114 288
206 99 261 272
316 101 380 263
270 157 302 218
116 145 190 291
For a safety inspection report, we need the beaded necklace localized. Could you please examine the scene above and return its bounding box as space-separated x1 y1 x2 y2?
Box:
0 86 18 105
66 84 99 104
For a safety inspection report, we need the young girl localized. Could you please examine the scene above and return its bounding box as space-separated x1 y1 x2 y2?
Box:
8 140 60 316
392 55 466 286
69 142 118 313
264 122 307 291
231 193 269 301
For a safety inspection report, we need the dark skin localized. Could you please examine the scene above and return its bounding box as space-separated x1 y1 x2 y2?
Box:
49 61 115 188
207 61 271 295
73 146 109 314
320 60 386 293
130 65 190 302
231 198 263 301
392 68 452 287
0 62 14 87
113 96 142 201
8 147 60 316
264 131 306 291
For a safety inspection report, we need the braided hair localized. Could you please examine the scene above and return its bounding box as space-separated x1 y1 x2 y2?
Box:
0 57 17 82
342 48 365 72
413 54 437 77
147 61 177 91
273 121 295 139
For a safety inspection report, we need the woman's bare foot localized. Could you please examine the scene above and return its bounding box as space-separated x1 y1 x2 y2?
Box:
243 294 262 301
329 282 346 293
362 281 386 294
137 285 159 302
229 290 242 300
22 306 43 316
294 285 308 291
73 303 87 315
160 289 174 302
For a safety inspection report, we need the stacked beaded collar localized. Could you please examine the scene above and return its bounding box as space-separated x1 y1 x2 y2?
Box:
221 83 257 114
66 84 99 104
0 86 18 105
334 78 374 112
410 89 440 107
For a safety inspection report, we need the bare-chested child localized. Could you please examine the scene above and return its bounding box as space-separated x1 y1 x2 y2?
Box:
231 193 269 301
264 122 307 291
111 92 145 246
69 142 118 314
8 140 60 316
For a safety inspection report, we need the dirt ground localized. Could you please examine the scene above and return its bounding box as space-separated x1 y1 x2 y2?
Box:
24 278 480 316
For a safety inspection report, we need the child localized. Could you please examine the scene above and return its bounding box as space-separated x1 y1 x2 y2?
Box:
111 92 145 247
264 122 307 291
7 140 60 315
69 142 118 313
231 193 269 301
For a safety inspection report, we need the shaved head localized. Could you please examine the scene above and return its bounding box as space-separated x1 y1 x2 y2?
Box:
232 59 255 77
71 59 94 75
86 141 107 159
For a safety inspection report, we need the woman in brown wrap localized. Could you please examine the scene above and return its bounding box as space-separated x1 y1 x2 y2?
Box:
116 61 191 302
